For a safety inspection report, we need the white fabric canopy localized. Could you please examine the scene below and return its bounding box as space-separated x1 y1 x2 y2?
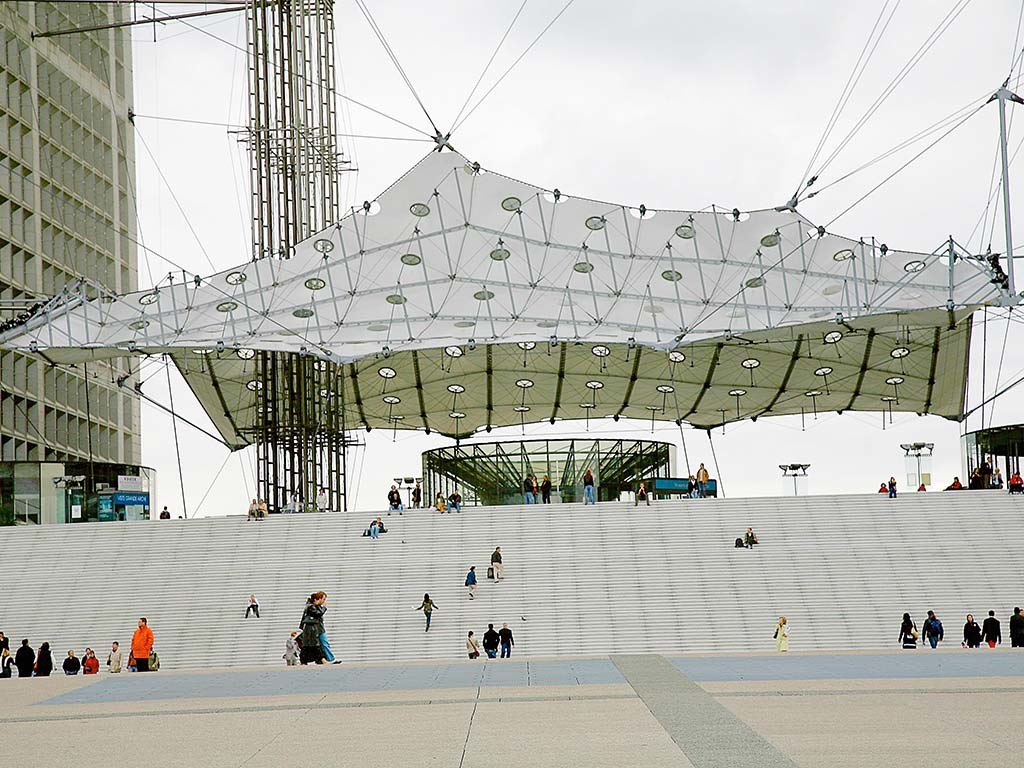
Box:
0 150 1004 442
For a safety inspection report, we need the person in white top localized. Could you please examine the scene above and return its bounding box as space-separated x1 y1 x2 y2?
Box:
315 488 328 512
247 499 258 521
774 616 789 652
107 641 123 673
245 594 260 619
466 631 480 659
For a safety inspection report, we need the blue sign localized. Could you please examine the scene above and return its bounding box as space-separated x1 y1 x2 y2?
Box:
113 492 150 506
653 478 691 492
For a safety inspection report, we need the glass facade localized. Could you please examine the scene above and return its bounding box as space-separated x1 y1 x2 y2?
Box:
0 3 139 464
962 424 1023 480
423 438 675 507
0 461 155 525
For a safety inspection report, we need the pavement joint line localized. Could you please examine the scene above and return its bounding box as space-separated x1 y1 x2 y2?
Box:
711 686 1024 697
0 693 639 724
613 653 799 768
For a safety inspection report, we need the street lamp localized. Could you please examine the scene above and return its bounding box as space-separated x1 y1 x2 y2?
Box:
779 463 810 497
900 443 934 489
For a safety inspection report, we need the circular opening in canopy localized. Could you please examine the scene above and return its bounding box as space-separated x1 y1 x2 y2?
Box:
217 301 238 313
474 290 495 301
313 239 334 254
447 384 466 394
236 348 255 360
383 395 401 405
246 380 263 392
139 291 159 305
885 376 905 385
501 196 521 212
656 384 674 394
293 308 314 318
591 345 611 358
729 388 747 397
444 346 464 358
585 380 604 390
400 253 421 266
675 223 695 239
585 216 606 231
128 320 149 331
661 270 682 282
225 272 246 285
305 277 326 291
410 203 430 217
890 347 910 359
378 366 397 379
668 351 686 363
386 294 406 305
741 358 760 369
515 378 534 389
745 277 765 288
517 341 536 351
760 233 780 248
573 262 594 273
904 260 926 273
823 331 843 344
814 366 833 376
833 249 854 262
489 247 510 261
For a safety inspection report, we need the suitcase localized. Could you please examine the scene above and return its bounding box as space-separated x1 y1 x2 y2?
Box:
487 566 494 580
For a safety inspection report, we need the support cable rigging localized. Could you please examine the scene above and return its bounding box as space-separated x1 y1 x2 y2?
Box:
144 3 435 139
793 0 900 203
452 0 578 134
824 102 985 228
128 112 431 141
707 431 724 499
801 0 973 202
165 356 189 519
448 0 529 134
352 0 442 137
192 450 234 517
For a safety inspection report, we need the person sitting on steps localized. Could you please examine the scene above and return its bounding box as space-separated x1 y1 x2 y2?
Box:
635 481 650 507
1008 471 1023 494
944 476 963 491
744 528 759 548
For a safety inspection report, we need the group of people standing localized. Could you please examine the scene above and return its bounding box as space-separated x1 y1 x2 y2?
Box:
0 619 156 677
466 623 515 659
898 608 1023 649
522 474 553 504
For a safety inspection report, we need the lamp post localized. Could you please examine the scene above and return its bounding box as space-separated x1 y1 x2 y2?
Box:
779 463 810 497
900 442 934 490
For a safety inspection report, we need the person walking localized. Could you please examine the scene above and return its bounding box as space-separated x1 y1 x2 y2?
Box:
283 632 300 666
491 547 504 581
482 624 500 659
107 641 123 673
774 617 789 652
1010 607 1024 648
465 566 478 600
15 639 34 678
415 593 438 632
466 631 481 659
922 611 944 649
696 463 710 498
541 475 552 504
888 476 897 498
635 481 650 507
299 592 327 665
131 618 155 672
963 614 983 648
523 475 535 504
34 642 53 676
245 594 261 619
982 610 1001 648
0 647 12 678
499 623 515 658
412 482 422 509
899 613 918 649
82 649 99 675
583 468 596 505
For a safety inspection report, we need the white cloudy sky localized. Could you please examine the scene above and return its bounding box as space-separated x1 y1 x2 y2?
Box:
126 1 1024 516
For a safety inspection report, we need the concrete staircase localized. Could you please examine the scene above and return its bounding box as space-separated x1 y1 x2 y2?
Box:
0 490 1021 670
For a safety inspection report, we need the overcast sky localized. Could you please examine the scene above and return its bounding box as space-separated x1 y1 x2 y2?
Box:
126 1 1024 516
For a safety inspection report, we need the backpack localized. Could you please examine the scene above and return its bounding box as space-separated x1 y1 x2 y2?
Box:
735 538 744 548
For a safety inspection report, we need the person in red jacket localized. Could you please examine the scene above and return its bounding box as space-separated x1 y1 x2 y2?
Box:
131 618 154 672
82 648 99 675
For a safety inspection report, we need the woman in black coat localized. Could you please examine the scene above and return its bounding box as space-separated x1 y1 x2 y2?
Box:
963 614 983 648
299 592 327 665
898 613 918 649
34 642 54 676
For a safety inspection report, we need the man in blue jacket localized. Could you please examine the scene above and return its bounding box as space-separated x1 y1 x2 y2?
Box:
465 566 477 600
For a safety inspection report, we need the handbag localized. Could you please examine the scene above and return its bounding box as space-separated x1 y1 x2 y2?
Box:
773 628 778 639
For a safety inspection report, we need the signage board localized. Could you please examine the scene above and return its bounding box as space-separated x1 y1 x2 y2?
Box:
118 475 144 492
113 492 150 506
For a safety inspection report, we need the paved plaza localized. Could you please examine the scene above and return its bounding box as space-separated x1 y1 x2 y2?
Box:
3 650 1023 767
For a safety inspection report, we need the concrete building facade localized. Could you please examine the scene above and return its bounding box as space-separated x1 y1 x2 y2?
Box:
0 2 139 522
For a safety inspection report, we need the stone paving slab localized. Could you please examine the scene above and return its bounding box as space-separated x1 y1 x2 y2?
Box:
39 658 624 706
670 650 1024 681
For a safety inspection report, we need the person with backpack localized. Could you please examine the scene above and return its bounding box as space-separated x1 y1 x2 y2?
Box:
465 566 477 600
898 613 918 649
922 610 944 649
